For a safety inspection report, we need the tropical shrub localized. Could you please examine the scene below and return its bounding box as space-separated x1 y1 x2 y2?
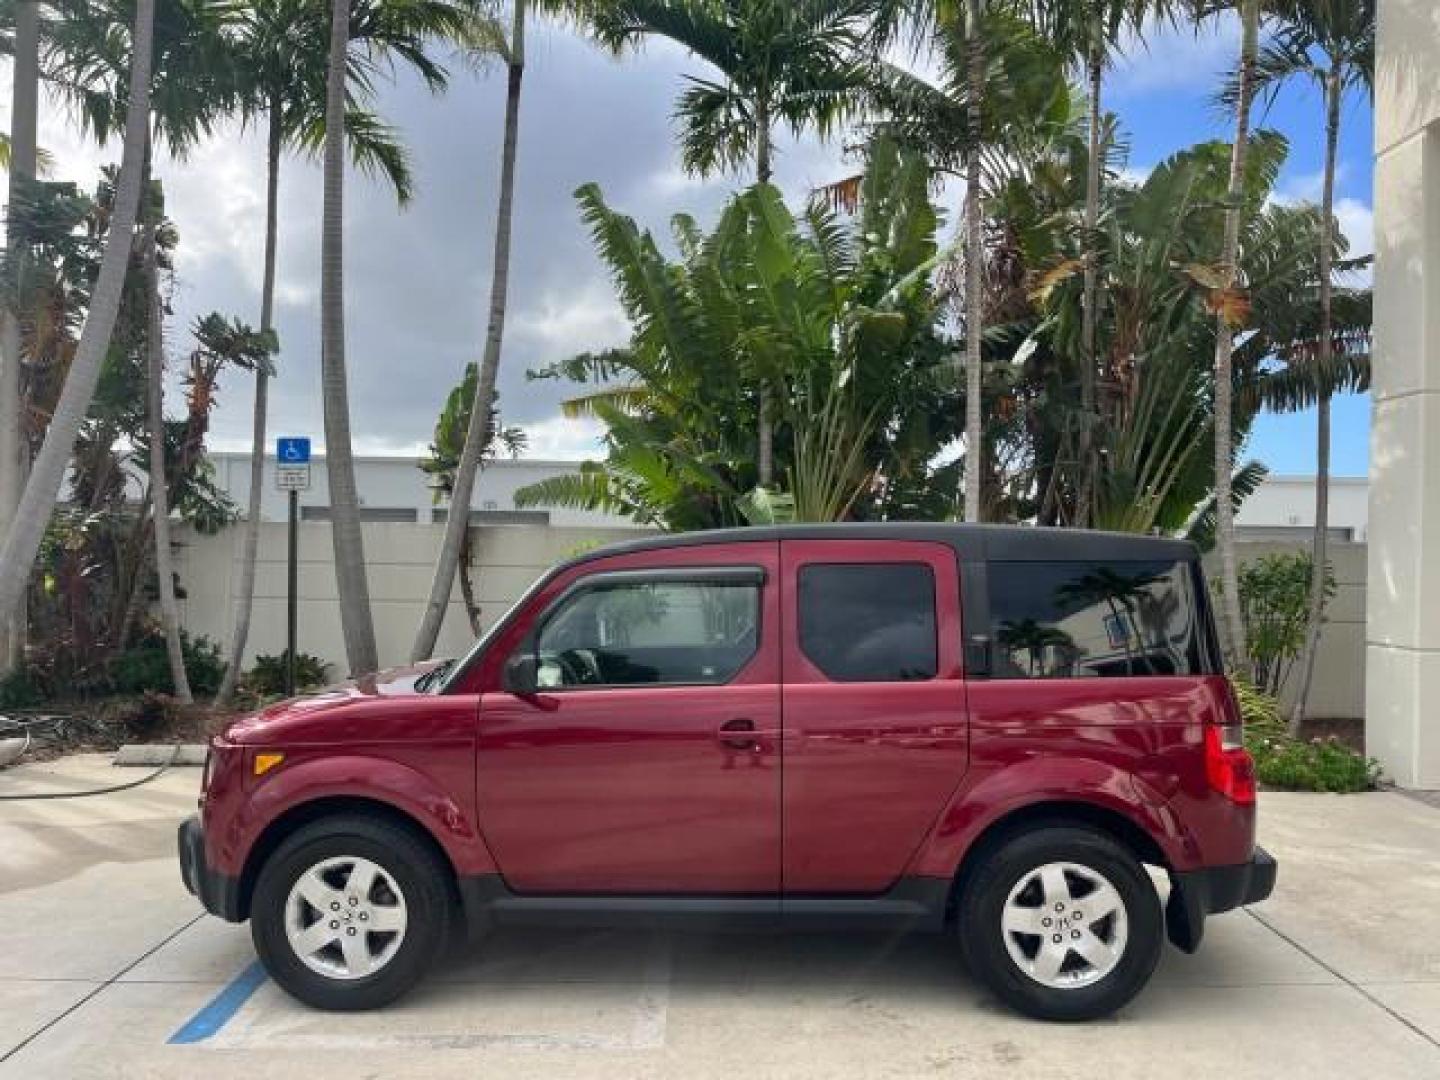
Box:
0 667 44 710
516 137 959 528
109 629 227 698
1235 676 1378 792
1237 552 1335 695
1249 729 1381 793
243 651 332 697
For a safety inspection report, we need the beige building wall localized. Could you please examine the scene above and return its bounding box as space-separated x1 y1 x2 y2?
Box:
1371 0 1440 786
176 522 648 676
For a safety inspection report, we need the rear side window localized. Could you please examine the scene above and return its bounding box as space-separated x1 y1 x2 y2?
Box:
989 560 1206 679
798 563 938 682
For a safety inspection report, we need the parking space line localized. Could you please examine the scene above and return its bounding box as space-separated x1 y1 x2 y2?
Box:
1244 908 1440 1053
198 933 673 1052
0 914 204 1066
167 962 268 1045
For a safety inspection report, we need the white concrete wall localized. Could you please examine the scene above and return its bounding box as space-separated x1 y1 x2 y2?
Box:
1371 0 1440 786
1236 476 1370 542
207 453 628 528
176 522 649 674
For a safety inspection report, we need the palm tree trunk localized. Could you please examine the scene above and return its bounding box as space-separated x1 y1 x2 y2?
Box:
215 102 284 705
142 173 192 704
458 525 482 635
962 0 986 523
1210 0 1258 667
321 0 379 676
0 0 155 633
410 0 527 662
755 94 775 489
0 0 39 674
1289 67 1343 736
1075 33 1103 530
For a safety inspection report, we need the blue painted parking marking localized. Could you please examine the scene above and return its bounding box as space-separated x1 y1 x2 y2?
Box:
167 961 269 1045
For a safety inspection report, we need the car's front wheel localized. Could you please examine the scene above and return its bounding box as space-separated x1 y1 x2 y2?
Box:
251 815 452 1010
958 825 1162 1021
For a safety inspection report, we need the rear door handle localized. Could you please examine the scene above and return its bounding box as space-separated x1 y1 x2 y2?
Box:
717 717 759 751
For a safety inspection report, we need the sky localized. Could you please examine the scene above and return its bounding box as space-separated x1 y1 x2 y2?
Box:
0 10 1375 478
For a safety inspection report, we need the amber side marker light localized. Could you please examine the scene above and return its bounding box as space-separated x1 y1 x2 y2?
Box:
253 752 285 777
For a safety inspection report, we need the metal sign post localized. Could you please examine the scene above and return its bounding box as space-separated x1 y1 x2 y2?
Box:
275 438 312 696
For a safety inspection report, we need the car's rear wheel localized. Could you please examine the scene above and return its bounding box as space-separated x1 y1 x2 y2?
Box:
251 815 451 1010
958 825 1162 1021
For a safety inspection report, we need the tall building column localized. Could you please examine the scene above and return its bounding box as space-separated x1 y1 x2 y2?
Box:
1369 0 1440 788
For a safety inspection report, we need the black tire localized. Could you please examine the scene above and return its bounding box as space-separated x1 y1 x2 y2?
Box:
250 814 453 1010
957 825 1162 1022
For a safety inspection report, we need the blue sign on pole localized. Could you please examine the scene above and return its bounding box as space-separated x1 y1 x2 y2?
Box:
277 437 311 464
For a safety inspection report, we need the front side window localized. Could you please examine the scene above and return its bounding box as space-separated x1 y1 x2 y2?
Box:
798 563 938 682
531 577 760 688
989 560 1205 679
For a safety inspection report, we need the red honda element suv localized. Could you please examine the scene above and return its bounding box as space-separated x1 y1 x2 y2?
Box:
180 524 1274 1021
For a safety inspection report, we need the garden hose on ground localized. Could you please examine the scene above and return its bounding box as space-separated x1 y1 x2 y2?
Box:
0 714 185 800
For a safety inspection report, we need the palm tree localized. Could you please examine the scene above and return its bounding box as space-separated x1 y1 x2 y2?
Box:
0 0 156 640
140 177 191 701
216 0 470 702
868 2 1068 521
1243 0 1373 733
1209 0 1260 665
319 0 379 677
961 0 985 521
318 0 491 677
411 0 526 661
0 0 40 673
45 0 244 697
1020 0 1177 525
581 0 875 490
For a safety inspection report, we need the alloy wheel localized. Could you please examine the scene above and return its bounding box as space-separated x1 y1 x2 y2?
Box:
284 856 408 980
1000 860 1129 989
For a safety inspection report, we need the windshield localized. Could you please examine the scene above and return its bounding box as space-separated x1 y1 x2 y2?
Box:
432 570 558 694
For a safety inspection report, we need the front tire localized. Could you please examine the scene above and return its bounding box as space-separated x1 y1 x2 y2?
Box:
251 815 452 1010
958 825 1162 1021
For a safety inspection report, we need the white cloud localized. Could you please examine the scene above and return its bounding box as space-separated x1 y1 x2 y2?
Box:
519 414 606 460
1335 197 1375 263
1276 163 1354 206
1109 13 1241 97
510 282 630 355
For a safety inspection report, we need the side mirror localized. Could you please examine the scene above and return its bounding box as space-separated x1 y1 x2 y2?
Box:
502 652 540 695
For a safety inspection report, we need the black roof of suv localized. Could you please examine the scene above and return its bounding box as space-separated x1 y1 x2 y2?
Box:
572 523 1199 568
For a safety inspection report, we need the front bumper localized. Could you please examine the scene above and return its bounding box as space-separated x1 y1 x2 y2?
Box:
1165 846 1277 953
178 815 245 922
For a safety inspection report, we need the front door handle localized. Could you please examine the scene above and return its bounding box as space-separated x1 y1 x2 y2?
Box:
717 717 759 751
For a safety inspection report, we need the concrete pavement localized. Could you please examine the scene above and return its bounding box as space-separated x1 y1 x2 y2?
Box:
2 753 1438 1079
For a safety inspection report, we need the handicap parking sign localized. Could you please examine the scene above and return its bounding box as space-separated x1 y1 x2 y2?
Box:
277 437 311 464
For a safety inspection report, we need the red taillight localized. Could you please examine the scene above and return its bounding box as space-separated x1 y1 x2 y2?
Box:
1205 723 1256 805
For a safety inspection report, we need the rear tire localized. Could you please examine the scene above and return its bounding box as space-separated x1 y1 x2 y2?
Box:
251 815 452 1010
957 825 1162 1021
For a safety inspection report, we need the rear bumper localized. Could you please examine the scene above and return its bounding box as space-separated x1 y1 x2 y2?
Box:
178 815 245 922
1165 846 1277 953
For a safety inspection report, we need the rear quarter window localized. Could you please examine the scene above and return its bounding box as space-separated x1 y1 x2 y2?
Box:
988 559 1208 679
